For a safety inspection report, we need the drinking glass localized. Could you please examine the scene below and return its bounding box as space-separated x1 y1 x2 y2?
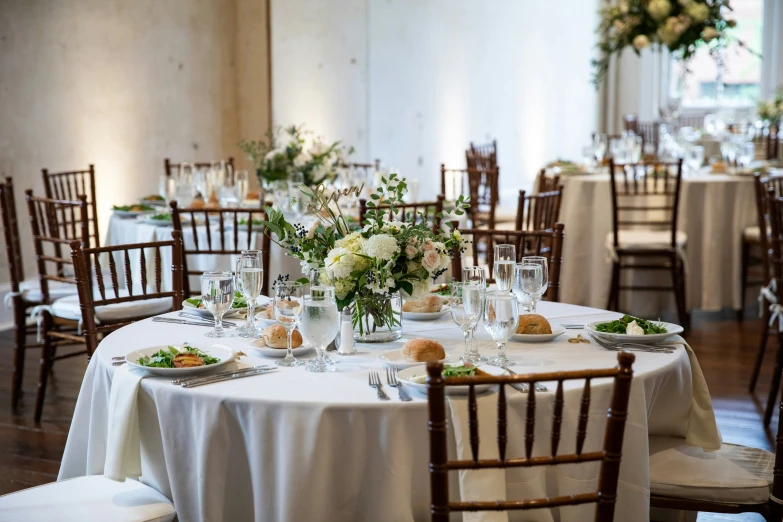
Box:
593 134 608 163
512 267 533 313
301 291 339 373
484 293 519 367
235 170 250 203
686 145 705 173
462 266 488 363
450 282 484 363
518 264 543 314
493 244 516 293
176 163 196 208
521 256 548 313
628 134 643 163
274 281 305 367
201 271 234 338
610 138 625 163
737 141 755 168
235 250 264 338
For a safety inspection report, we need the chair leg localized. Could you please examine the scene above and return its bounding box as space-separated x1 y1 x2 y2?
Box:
763 332 783 427
10 301 27 410
34 311 54 423
738 239 750 322
606 260 620 311
750 316 771 393
671 256 689 331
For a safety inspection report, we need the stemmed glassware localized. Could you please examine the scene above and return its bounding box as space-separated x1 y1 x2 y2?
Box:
175 163 196 208
450 282 484 364
235 170 250 203
201 271 235 338
300 288 340 373
462 266 488 363
484 293 519 367
593 133 608 163
520 256 548 313
235 250 264 338
493 244 516 293
274 281 305 367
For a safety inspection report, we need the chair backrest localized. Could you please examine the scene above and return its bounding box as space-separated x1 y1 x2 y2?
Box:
608 159 683 249
451 224 564 302
0 177 24 292
169 202 271 297
342 160 380 175
70 231 185 356
440 164 500 229
536 169 561 194
623 114 638 133
164 157 236 183
679 113 704 129
42 165 100 248
515 189 563 232
24 190 90 303
753 173 783 283
426 351 636 522
468 140 497 169
766 195 783 507
358 196 444 233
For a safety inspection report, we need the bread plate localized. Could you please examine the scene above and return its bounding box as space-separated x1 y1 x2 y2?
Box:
378 349 450 369
403 305 451 321
585 321 682 344
249 341 313 358
125 344 234 376
113 209 156 219
510 324 566 343
397 364 507 395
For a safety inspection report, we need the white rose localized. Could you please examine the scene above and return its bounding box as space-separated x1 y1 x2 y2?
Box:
293 151 311 168
264 148 282 161
647 0 671 20
422 250 442 272
309 141 329 156
702 26 719 41
633 34 650 51
686 2 709 23
325 247 355 279
404 245 418 259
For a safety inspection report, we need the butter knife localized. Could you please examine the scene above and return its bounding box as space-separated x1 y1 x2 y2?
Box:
171 365 268 385
181 367 277 388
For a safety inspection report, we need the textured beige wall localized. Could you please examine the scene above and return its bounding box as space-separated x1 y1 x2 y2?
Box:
0 0 270 285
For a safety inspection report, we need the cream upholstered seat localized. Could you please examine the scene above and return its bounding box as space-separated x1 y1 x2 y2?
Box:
17 278 78 303
649 436 774 505
0 475 176 522
606 230 688 250
50 290 172 323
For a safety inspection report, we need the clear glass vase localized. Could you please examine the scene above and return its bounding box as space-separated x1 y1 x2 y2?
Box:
352 292 403 343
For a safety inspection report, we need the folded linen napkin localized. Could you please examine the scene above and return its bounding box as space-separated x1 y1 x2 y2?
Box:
104 364 146 482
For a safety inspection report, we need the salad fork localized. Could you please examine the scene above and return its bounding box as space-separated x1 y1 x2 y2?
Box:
586 332 674 353
369 371 390 401
386 367 412 401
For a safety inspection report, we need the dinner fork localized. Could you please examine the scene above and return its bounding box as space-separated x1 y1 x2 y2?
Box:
386 367 412 401
586 332 674 354
369 371 390 401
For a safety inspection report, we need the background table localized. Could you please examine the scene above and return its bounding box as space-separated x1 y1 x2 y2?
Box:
558 172 756 316
58 301 714 522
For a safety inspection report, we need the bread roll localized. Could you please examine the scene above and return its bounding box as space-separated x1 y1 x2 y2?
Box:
262 324 303 348
515 314 552 335
402 295 442 313
401 338 445 362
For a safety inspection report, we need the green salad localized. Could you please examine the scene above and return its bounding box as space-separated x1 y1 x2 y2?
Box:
237 217 264 226
149 212 171 221
442 364 484 378
595 315 667 335
137 345 220 368
185 291 247 309
113 204 155 212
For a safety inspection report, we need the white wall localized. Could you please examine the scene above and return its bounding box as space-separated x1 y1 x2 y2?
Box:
271 0 600 204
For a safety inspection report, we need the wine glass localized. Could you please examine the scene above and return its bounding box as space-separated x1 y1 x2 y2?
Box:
235 250 264 338
521 256 548 313
176 163 196 208
235 170 250 203
450 282 484 364
201 271 234 338
518 264 543 315
462 266 488 363
274 281 305 367
512 265 533 313
301 289 340 373
593 133 608 163
484 292 519 367
493 244 516 293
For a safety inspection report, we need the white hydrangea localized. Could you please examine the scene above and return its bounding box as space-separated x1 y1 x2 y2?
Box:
363 234 400 261
293 151 312 168
325 247 356 279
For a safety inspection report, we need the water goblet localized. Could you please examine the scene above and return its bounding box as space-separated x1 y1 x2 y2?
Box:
235 250 264 338
518 264 543 314
235 170 250 203
462 266 488 362
451 282 484 364
274 282 305 367
521 256 548 313
493 244 516 293
201 271 234 338
301 291 339 373
484 292 519 367
593 133 608 163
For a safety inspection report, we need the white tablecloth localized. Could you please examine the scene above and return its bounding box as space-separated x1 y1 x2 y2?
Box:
558 172 756 314
58 301 719 522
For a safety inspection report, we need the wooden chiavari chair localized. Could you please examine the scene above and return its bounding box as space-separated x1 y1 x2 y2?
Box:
42 165 100 248
535 169 561 194
169 202 271 297
605 159 688 329
679 113 705 129
426 351 635 521
358 196 444 233
440 164 499 229
648 200 783 518
514 189 563 232
467 139 497 169
623 115 660 155
70 232 185 357
451 225 564 302
342 159 380 176
164 157 236 183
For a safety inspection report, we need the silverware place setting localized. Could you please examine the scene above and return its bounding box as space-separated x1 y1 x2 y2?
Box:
586 332 675 354
504 366 547 393
177 312 237 327
151 317 236 328
385 367 412 401
369 371 391 401
179 367 277 388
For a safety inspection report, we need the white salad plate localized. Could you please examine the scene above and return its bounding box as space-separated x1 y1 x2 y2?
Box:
182 300 246 318
125 344 234 376
141 216 172 227
510 324 566 343
138 198 167 207
403 305 451 321
378 350 451 369
249 341 313 358
397 364 507 395
113 209 156 219
584 321 683 344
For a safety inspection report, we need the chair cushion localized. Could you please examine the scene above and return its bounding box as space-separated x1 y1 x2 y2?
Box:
18 278 78 303
743 225 761 242
51 290 173 323
606 230 687 250
0 475 175 522
649 436 774 505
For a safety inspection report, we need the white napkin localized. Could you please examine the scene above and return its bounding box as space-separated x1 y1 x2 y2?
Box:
104 364 146 482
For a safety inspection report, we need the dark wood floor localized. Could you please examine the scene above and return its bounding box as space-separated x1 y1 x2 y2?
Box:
0 311 779 520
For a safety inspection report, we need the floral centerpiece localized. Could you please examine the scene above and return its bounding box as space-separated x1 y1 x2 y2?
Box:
262 173 469 342
758 90 783 128
592 0 749 87
239 125 354 188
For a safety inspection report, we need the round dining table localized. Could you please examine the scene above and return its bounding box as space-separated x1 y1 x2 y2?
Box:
58 300 720 522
